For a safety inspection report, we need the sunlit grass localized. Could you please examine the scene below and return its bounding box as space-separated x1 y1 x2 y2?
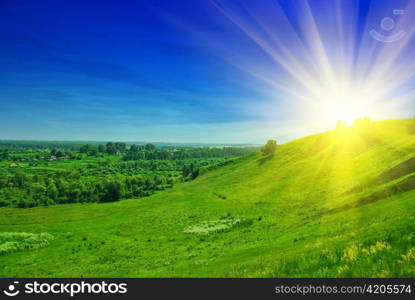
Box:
0 119 414 277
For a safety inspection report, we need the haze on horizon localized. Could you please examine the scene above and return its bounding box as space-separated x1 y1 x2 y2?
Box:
0 0 414 144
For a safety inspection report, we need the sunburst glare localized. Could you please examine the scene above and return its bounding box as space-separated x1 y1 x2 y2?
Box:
207 0 415 133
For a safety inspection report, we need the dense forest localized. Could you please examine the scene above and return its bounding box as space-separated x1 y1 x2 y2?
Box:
0 142 258 208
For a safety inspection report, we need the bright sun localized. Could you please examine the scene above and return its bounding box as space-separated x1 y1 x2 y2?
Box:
331 101 367 125
311 84 376 126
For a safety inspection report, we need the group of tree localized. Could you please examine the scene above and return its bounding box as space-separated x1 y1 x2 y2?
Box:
0 141 90 151
123 146 259 161
182 163 200 180
0 148 243 208
0 166 174 208
0 141 264 208
79 142 128 156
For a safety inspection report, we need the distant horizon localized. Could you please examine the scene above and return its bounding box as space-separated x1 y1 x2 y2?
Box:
0 138 261 146
1 116 413 146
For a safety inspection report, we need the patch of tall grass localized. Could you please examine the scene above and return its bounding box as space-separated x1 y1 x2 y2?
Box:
0 232 54 255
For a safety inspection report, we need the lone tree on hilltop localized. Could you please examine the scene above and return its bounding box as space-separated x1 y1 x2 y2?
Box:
261 139 277 156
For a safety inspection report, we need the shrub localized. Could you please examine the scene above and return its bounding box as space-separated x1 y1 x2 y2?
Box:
184 219 242 235
0 232 54 255
261 139 277 156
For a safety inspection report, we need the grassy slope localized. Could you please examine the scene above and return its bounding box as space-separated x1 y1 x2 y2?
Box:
1 119 414 277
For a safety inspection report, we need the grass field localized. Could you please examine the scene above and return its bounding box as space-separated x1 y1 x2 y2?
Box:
1 119 414 277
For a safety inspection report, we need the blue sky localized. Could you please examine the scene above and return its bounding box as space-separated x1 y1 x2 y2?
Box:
0 0 414 143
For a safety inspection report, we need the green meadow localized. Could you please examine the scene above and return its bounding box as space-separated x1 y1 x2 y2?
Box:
1 119 414 277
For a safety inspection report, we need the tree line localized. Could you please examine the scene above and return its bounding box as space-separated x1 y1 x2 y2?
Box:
0 143 258 208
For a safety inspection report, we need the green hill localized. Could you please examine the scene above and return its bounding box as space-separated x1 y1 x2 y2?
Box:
1 119 415 277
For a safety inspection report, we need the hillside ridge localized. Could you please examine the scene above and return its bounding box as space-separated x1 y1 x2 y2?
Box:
1 118 414 277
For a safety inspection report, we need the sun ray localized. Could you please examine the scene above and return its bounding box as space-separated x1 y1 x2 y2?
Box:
204 0 415 130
